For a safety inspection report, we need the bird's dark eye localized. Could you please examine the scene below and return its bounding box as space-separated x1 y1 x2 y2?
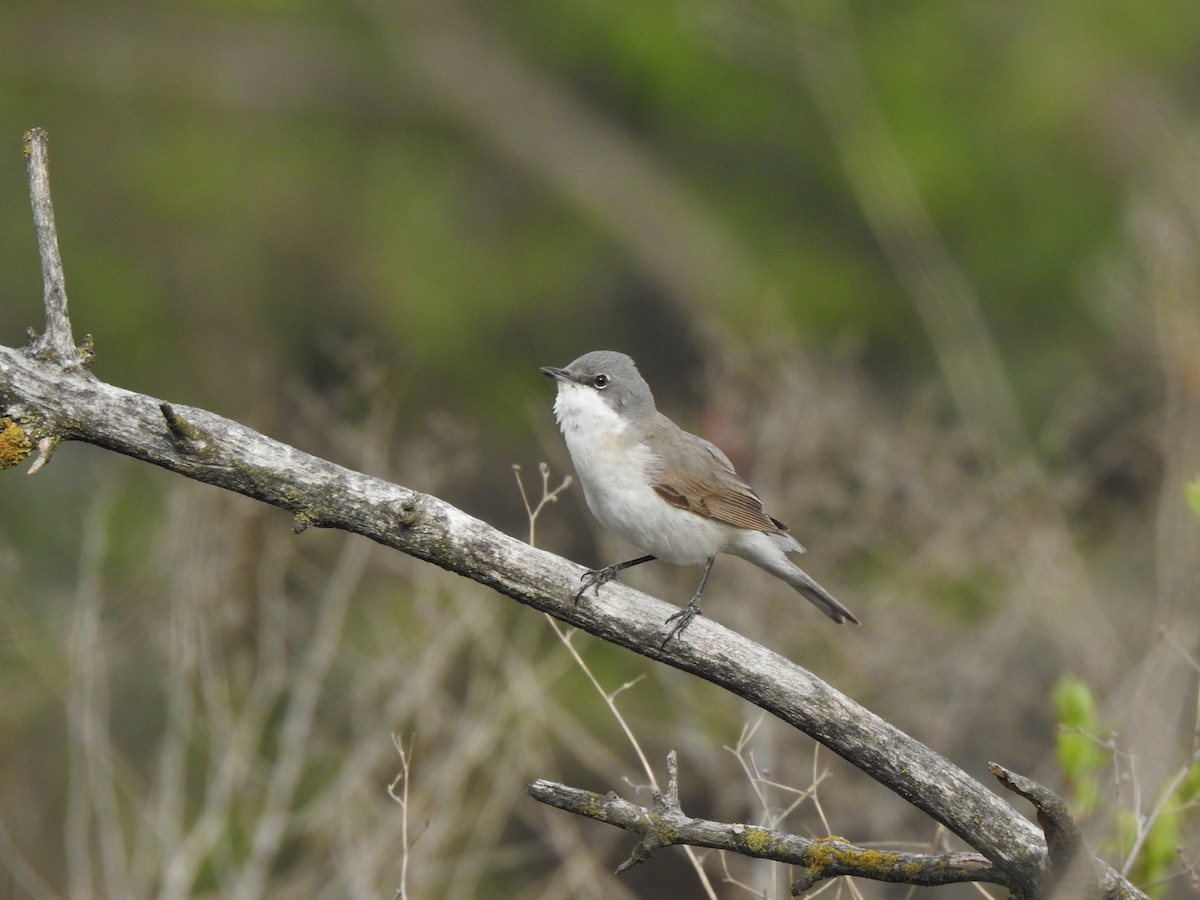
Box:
592 373 611 389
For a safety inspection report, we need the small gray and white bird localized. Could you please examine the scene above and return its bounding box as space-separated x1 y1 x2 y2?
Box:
542 350 858 644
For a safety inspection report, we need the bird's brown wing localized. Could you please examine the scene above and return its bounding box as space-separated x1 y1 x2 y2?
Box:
651 430 789 534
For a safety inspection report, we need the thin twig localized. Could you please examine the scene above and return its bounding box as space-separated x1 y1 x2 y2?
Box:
23 128 78 365
512 462 571 547
516 464 718 899
228 534 370 900
388 733 414 900
66 485 132 899
1122 747 1200 878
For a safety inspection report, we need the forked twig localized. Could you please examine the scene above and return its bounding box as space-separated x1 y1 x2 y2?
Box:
515 463 717 898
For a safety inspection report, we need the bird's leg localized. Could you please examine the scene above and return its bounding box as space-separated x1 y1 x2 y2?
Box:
661 556 716 647
575 554 657 604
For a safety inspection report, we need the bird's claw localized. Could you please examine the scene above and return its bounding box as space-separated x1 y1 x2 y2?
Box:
574 565 620 605
661 599 703 648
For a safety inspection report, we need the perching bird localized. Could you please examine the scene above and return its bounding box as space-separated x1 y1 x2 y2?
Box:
542 350 857 644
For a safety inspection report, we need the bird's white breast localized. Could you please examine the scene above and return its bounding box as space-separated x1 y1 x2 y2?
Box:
553 384 730 563
553 385 658 527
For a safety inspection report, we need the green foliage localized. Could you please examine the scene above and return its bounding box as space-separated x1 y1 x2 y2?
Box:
1053 674 1200 895
1052 673 1107 818
1117 757 1200 894
1187 477 1200 518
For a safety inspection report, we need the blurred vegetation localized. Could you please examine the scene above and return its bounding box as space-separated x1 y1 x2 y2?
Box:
2 0 1200 896
1055 669 1200 898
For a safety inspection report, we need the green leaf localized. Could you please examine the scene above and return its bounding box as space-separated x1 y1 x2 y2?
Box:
1052 674 1105 817
1186 477 1200 518
1053 673 1097 730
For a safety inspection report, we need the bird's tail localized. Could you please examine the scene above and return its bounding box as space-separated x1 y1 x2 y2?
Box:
779 563 860 625
736 533 860 624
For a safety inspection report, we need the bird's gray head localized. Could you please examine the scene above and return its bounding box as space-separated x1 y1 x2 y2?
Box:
540 350 656 419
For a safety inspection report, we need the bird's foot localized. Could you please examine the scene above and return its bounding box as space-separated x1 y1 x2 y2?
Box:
575 565 621 605
661 597 703 648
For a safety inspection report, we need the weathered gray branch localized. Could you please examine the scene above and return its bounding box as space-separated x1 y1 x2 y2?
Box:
0 130 1150 899
23 129 81 367
530 751 1006 893
991 763 1108 899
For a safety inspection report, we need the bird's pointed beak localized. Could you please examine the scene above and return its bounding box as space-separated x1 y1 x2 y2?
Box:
540 365 575 384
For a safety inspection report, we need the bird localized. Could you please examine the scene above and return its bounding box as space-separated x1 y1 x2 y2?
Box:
541 350 858 645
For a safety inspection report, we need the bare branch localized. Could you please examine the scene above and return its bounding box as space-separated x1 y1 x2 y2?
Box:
990 763 1115 899
528 753 1006 892
23 128 82 367
387 734 414 900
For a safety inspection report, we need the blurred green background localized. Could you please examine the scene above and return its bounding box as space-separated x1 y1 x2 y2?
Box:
2 1 1199 897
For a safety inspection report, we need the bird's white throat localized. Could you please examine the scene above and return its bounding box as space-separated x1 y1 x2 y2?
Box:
551 383 666 535
552 383 649 478
553 382 627 437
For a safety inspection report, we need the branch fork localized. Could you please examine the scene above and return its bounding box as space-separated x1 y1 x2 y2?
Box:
529 751 1008 894
991 762 1108 898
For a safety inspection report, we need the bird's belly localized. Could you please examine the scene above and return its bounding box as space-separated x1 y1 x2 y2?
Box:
566 433 728 565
